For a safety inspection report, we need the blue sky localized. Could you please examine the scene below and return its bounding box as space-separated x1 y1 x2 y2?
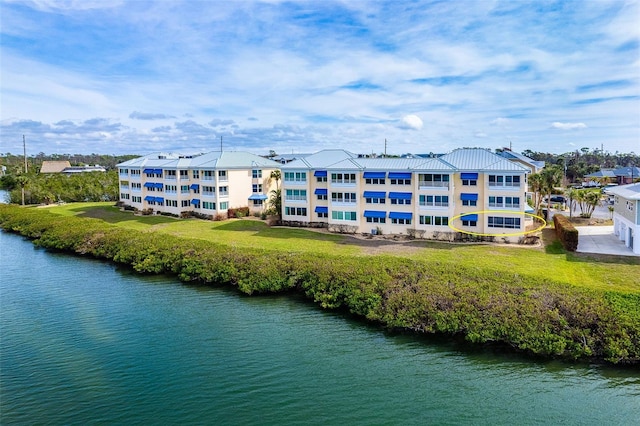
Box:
1 0 639 156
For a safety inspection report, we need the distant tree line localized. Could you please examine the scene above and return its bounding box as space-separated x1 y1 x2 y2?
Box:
1 152 139 172
505 147 639 184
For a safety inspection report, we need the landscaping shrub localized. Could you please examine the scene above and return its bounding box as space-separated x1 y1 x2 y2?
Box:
553 214 578 252
1 204 638 364
228 207 250 218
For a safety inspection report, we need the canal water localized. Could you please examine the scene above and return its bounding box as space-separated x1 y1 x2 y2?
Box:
1 230 639 425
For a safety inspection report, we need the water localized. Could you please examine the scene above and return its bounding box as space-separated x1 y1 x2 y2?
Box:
1 231 639 425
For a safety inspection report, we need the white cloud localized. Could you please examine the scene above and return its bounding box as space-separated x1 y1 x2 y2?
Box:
400 115 424 130
551 122 587 130
490 117 510 127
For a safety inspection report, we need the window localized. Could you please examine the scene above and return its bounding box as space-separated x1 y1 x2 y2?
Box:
489 196 520 208
331 173 356 184
180 170 188 179
181 185 189 194
252 199 263 206
130 169 141 176
155 170 163 178
165 185 177 193
192 170 200 179
203 201 216 210
317 193 328 201
331 192 356 203
390 178 411 185
220 201 229 210
366 217 386 223
202 186 215 196
462 199 477 206
390 198 411 205
120 181 129 189
132 196 142 203
365 197 385 204
166 199 178 207
489 175 521 187
252 169 262 179
462 178 477 186
218 170 228 181
252 184 263 193
462 220 477 226
419 195 449 207
419 216 449 226
419 174 449 188
165 170 176 179
119 168 129 175
488 216 521 229
181 200 190 207
365 178 385 184
331 211 357 221
285 207 307 216
131 182 141 190
219 186 228 196
317 212 328 218
203 170 215 180
120 193 130 200
284 172 307 182
285 189 307 201
391 218 411 225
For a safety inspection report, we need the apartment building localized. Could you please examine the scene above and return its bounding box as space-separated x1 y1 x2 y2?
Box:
117 151 280 216
280 148 531 240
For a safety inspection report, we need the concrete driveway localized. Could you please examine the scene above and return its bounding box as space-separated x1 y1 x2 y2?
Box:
575 226 638 257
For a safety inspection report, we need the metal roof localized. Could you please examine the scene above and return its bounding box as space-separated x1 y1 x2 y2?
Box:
441 148 529 172
281 149 357 169
607 183 640 200
118 151 279 169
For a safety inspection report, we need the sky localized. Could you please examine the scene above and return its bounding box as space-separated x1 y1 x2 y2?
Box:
1 0 639 157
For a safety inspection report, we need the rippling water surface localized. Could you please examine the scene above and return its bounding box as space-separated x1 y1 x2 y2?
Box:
1 230 639 425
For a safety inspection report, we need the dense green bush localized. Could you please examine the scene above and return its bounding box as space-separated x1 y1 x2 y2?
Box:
553 214 578 251
1 204 638 364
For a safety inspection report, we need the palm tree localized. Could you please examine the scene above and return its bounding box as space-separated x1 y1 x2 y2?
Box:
268 188 282 218
528 172 544 216
270 170 281 191
541 166 562 212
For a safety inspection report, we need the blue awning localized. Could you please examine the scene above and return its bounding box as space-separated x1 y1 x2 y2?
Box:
314 170 327 177
389 212 413 220
388 192 412 200
460 193 478 201
363 172 386 179
154 197 164 203
153 183 164 189
248 194 268 200
314 188 328 195
144 195 155 201
315 206 328 213
190 184 199 190
363 210 386 218
461 172 478 180
153 169 163 174
190 199 200 205
143 182 155 188
143 168 154 174
461 214 478 221
388 172 412 179
363 191 386 198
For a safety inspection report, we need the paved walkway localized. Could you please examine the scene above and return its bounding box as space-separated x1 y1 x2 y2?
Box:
575 226 638 257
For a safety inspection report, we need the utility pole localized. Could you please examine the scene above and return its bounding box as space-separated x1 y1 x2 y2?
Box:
220 135 223 152
384 139 387 157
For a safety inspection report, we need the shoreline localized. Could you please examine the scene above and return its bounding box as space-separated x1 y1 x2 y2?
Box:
1 203 638 364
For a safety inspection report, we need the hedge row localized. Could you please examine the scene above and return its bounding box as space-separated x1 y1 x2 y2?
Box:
1 204 638 364
553 214 579 252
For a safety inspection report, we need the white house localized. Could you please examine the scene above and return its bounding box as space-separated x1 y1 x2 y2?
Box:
608 183 640 255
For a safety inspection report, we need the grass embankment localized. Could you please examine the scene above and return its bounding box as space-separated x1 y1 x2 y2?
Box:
1 203 639 364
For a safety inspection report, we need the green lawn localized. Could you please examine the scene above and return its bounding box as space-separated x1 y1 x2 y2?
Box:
47 202 640 294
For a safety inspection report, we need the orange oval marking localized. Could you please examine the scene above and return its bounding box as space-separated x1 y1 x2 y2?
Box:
447 210 546 237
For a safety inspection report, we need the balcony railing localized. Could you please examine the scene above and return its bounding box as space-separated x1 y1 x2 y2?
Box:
418 181 449 188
